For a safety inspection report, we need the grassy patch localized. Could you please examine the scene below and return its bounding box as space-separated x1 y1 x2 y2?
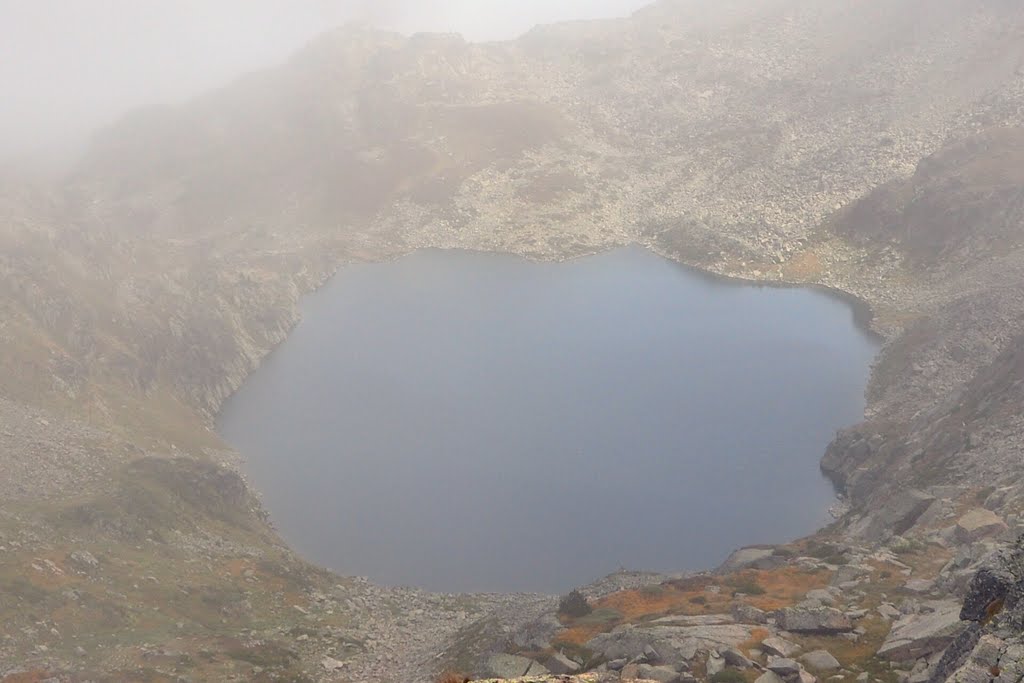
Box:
55 456 261 540
726 576 766 596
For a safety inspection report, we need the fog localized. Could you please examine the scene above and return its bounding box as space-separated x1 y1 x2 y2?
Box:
0 0 650 166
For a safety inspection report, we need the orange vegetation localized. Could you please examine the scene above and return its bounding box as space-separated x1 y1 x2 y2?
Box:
436 673 471 683
554 564 831 648
1 673 52 683
742 566 832 611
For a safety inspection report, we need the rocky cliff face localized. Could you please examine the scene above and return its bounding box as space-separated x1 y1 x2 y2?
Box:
4 1 1024 681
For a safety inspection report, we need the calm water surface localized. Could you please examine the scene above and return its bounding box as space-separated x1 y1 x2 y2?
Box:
217 247 878 593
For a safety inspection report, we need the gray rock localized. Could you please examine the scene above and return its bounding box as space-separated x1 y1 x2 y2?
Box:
485 653 548 678
608 658 628 671
546 651 581 675
513 612 562 650
723 647 755 668
774 607 854 634
621 663 641 680
762 636 802 658
768 657 803 677
801 650 841 671
733 602 769 624
587 623 752 664
878 603 903 620
756 672 787 683
903 579 935 594
872 490 936 539
805 589 836 605
959 568 1014 621
639 663 682 683
877 601 965 661
954 509 1008 544
68 550 99 573
927 623 983 683
719 546 781 572
831 564 871 587
707 652 726 677
321 656 345 672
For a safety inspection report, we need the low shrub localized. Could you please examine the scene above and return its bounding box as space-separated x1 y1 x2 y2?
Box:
728 577 766 596
558 589 592 618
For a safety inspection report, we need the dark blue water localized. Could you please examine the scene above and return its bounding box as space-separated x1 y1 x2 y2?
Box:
217 247 878 593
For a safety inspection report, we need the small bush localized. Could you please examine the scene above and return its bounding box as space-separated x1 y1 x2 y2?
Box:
558 589 592 618
689 595 707 605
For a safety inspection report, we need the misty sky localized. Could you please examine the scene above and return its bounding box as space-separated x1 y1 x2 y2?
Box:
0 0 651 165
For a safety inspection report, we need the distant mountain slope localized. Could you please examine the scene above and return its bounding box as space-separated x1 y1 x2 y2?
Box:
52 0 1024 422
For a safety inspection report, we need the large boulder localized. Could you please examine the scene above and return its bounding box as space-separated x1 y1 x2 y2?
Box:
761 636 802 658
801 650 841 671
719 546 781 572
546 652 581 675
954 509 1008 544
767 658 802 677
722 647 755 668
774 607 854 634
860 489 936 540
733 602 768 624
960 568 1014 621
877 601 965 661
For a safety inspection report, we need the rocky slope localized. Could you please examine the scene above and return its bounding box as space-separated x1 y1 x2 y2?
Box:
4 0 1024 681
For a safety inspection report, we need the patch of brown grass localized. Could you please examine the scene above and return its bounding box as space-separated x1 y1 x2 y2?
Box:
1 674 52 683
556 623 611 646
742 566 832 611
795 616 892 666
782 250 824 280
738 626 771 655
436 673 471 683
